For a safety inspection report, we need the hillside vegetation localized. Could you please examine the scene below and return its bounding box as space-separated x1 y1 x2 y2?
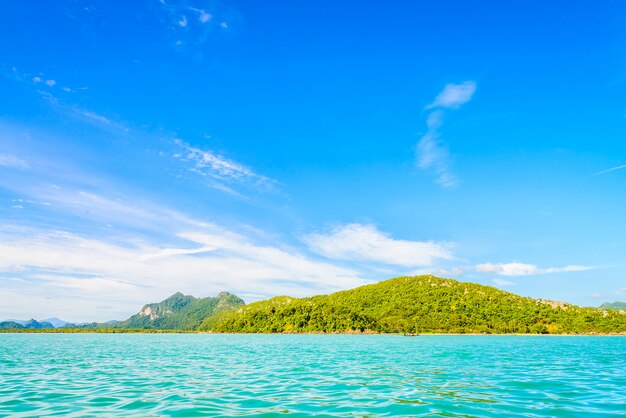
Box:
96 291 245 330
599 301 626 311
200 275 626 334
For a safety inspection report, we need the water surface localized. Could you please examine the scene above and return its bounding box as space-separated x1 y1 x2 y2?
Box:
1 334 625 416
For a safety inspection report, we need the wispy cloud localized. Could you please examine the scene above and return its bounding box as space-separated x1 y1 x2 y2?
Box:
189 8 211 24
0 153 28 169
78 109 112 125
476 262 593 277
416 110 458 188
427 81 477 109
5 67 111 130
416 81 476 189
158 0 234 50
303 223 454 267
7 66 70 92
592 286 626 299
593 164 626 176
491 278 514 286
0 148 361 321
438 267 464 277
174 139 277 193
0 222 364 322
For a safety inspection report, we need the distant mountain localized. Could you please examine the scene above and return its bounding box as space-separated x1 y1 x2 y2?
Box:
202 275 626 334
43 317 70 328
0 321 24 329
599 301 626 310
23 319 54 329
0 319 54 329
5 319 28 326
108 291 245 330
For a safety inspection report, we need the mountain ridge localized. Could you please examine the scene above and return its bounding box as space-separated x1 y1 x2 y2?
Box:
0 319 54 329
102 291 245 330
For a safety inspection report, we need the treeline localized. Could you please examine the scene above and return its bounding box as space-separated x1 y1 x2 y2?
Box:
0 328 194 334
200 276 626 334
5 276 625 335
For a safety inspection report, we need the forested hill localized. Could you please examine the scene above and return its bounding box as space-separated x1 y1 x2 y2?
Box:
105 291 245 330
201 275 626 334
599 301 626 311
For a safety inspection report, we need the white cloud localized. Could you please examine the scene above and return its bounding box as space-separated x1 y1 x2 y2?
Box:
175 140 276 192
78 110 111 125
491 278 514 287
158 1 230 51
593 164 626 176
427 81 477 109
0 225 364 322
439 267 463 277
45 79 56 87
32 76 42 83
0 185 365 321
189 7 211 23
32 274 140 293
303 223 454 267
416 81 475 189
416 110 458 188
476 262 594 277
0 153 28 169
220 22 228 29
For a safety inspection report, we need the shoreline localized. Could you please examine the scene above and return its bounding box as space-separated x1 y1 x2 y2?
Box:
2 329 625 336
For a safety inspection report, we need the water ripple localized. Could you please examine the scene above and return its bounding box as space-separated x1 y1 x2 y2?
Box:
0 334 625 416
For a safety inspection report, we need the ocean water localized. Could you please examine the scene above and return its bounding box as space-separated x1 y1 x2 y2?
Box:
0 334 625 417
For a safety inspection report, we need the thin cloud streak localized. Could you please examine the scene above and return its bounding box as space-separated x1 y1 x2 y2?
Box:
0 153 28 169
593 164 626 176
416 81 476 189
476 262 594 277
416 111 458 188
174 139 278 193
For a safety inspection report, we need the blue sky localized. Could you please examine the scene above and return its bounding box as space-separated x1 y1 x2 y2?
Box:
1 0 626 321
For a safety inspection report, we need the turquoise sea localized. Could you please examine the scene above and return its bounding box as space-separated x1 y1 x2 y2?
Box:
0 334 625 417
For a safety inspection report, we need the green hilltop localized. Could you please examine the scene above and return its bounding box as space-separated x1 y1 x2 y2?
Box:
200 275 626 334
95 291 245 330
599 301 626 311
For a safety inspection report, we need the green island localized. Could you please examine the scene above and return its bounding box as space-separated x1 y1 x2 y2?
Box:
2 275 625 335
